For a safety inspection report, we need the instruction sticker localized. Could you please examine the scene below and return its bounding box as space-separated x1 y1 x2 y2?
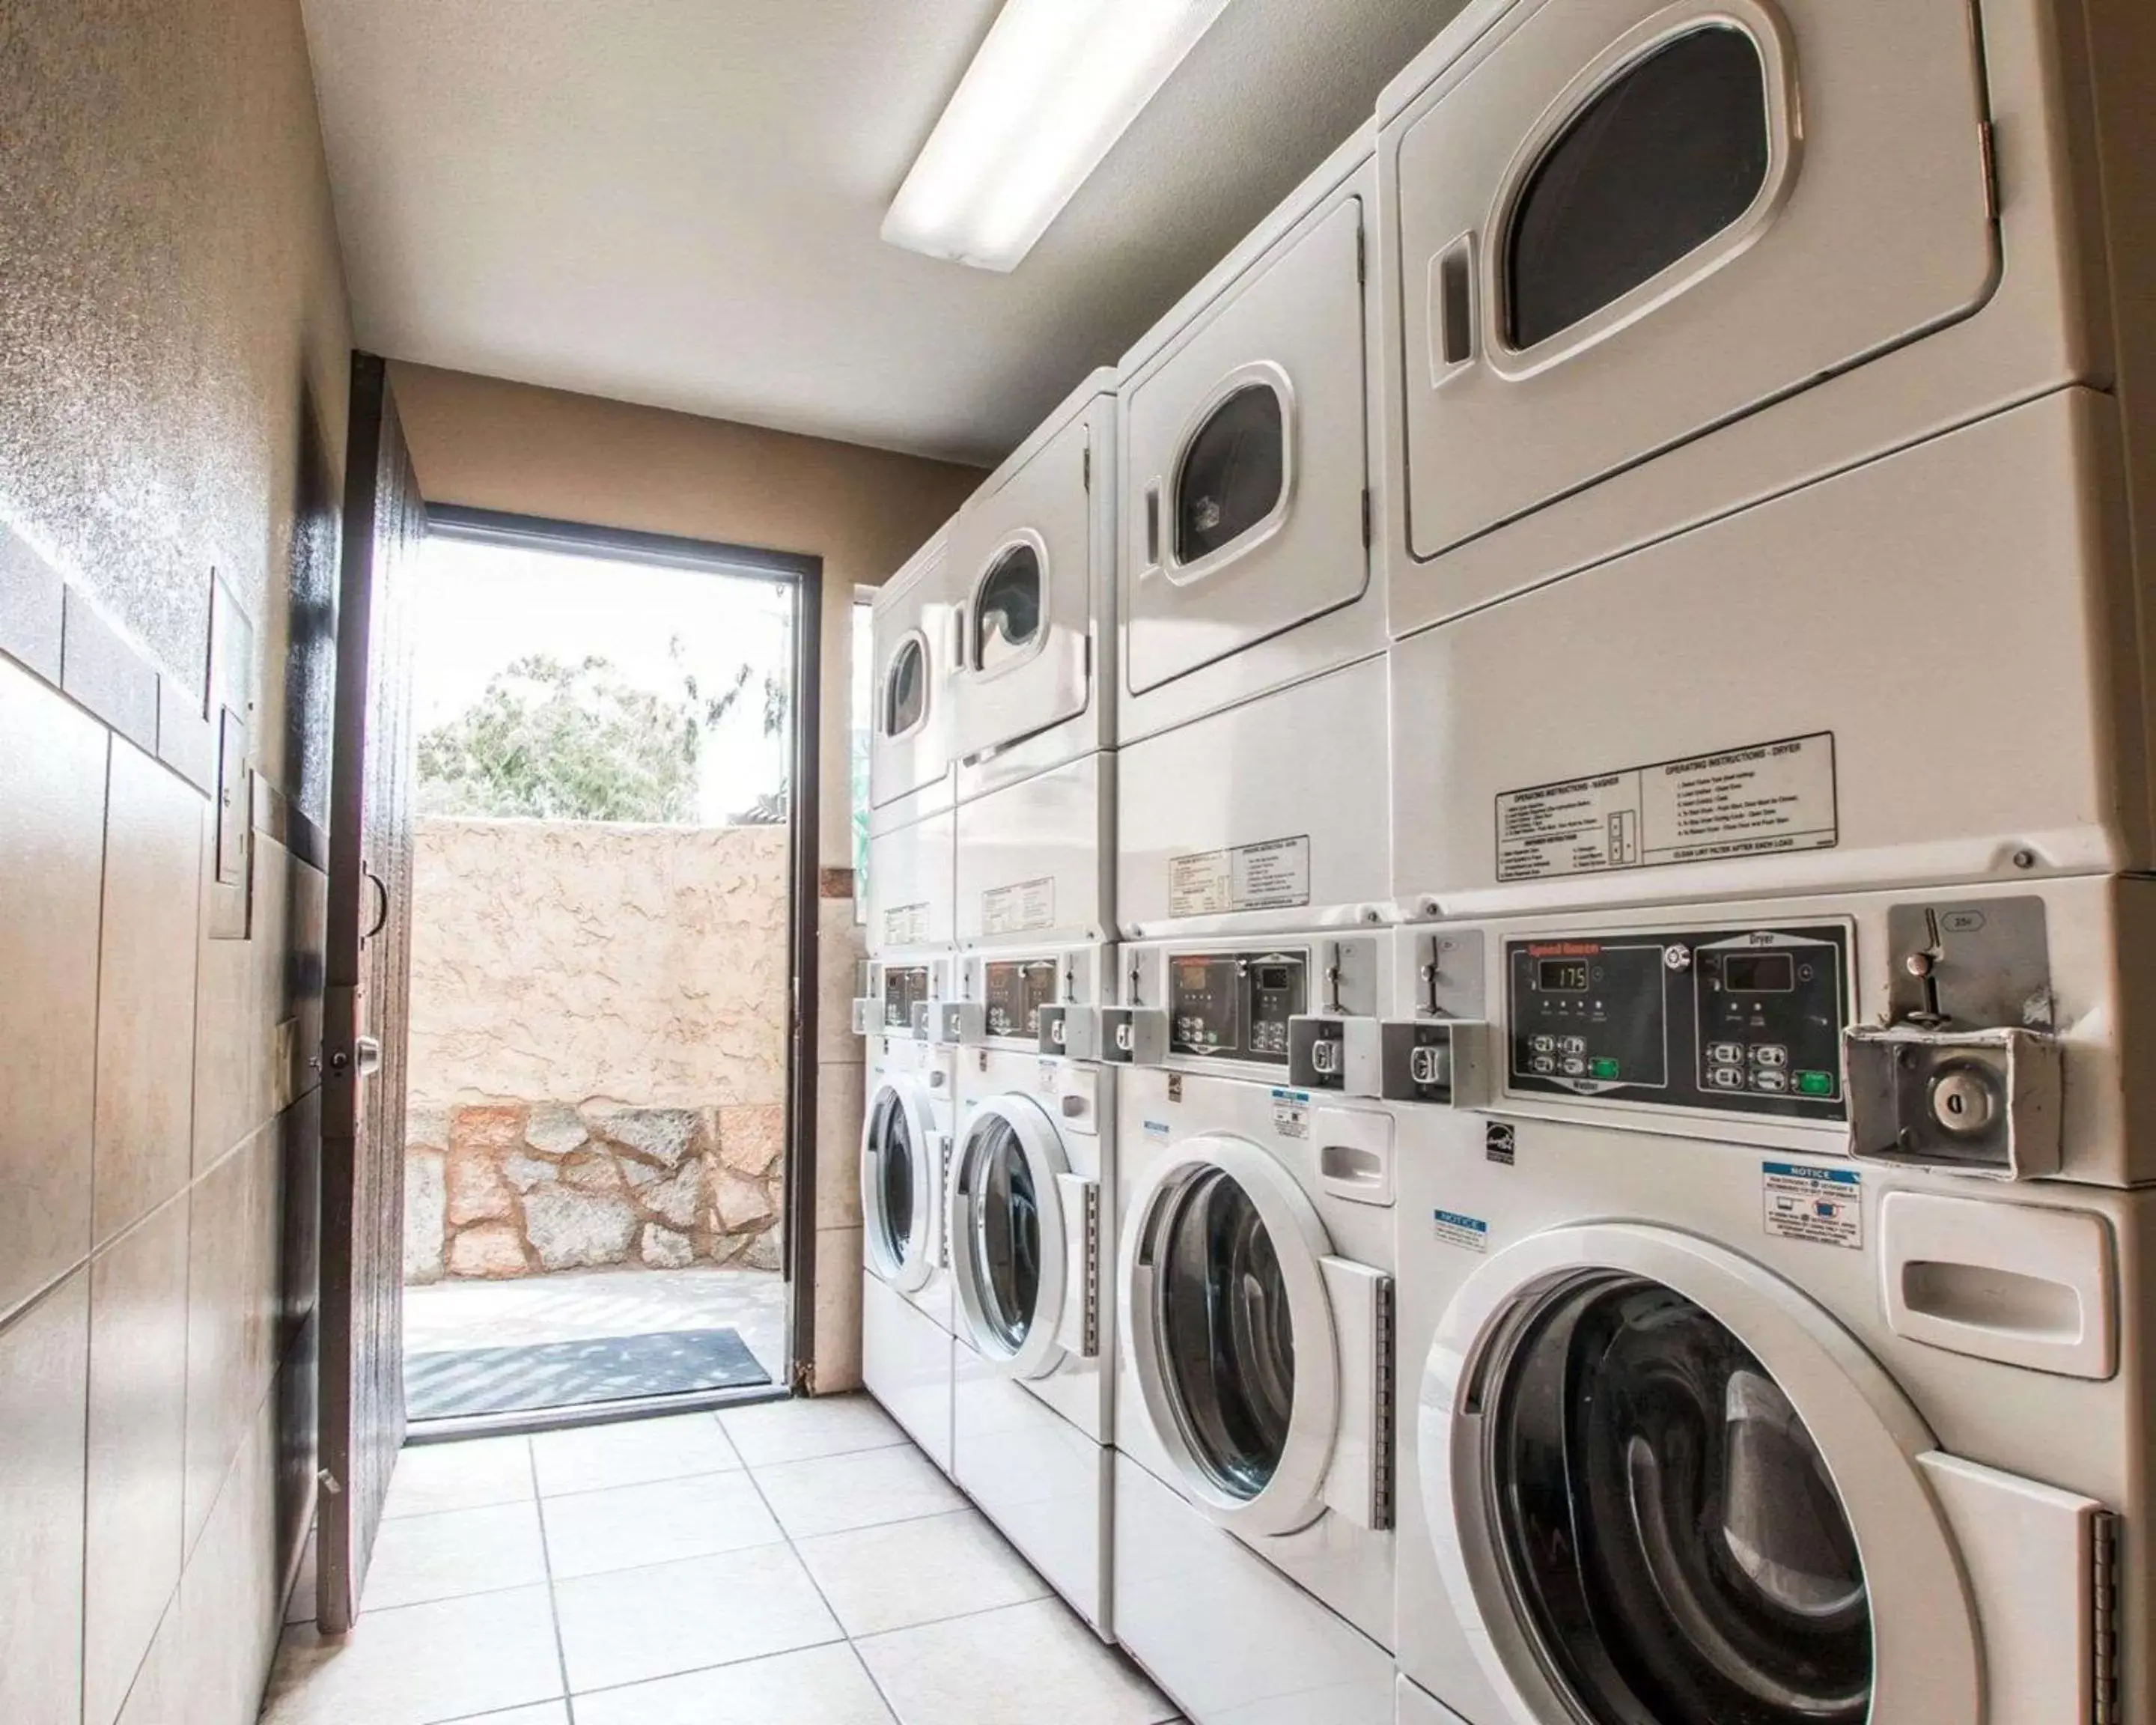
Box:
1762 1161 1863 1250
882 902 931 946
1170 836 1312 916
1270 1087 1311 1140
982 877 1056 937
1496 734 1837 883
1434 1209 1490 1254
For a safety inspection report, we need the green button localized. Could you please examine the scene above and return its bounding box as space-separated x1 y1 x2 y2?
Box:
1589 1057 1621 1080
1796 1071 1836 1097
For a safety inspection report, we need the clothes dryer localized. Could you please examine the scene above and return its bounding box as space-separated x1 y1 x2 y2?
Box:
1114 127 1392 939
859 955 958 1470
1374 882 2156 1725
948 946 1116 1634
868 526 962 953
1113 1068 1398 1725
1374 0 2151 636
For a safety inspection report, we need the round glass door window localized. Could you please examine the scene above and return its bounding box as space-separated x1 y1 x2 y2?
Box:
1175 384 1285 565
1485 1274 1871 1724
867 1090 916 1267
1155 1168 1296 1498
963 1116 1043 1351
883 638 927 737
974 544 1043 673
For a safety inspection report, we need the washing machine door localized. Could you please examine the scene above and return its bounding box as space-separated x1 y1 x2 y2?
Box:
1121 187 1370 696
949 1094 1091 1379
860 1075 941 1293
948 408 1096 765
1423 1222 1979 1725
869 533 956 812
1388 0 1996 595
1120 1134 1343 1536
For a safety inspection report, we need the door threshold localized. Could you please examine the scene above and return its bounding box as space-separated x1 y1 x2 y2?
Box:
404 1380 792 1446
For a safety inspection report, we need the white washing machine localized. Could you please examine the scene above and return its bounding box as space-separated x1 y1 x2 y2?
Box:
948 945 1118 1634
1113 125 1392 940
859 955 959 1471
1372 880 2156 1725
1375 0 2146 632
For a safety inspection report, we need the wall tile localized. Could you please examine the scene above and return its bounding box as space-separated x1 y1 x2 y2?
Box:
0 658 107 1320
0 520 65 683
184 1120 281 1554
180 1392 282 1725
813 1226 864 1395
0 1269 90 1725
113 1595 183 1725
817 895 868 1064
61 586 159 752
85 1194 192 1725
816 1061 865 1230
95 740 207 1244
194 833 292 1175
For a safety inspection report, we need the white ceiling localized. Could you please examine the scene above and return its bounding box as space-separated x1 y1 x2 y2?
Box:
299 0 1464 466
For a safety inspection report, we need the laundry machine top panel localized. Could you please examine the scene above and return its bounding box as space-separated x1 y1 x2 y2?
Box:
1117 128 1380 714
869 526 963 821
955 750 1112 952
948 371 1116 779
1383 0 1997 573
865 806 954 956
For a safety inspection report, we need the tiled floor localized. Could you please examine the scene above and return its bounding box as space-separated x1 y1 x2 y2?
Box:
403 1264 791 1389
260 1396 1181 1725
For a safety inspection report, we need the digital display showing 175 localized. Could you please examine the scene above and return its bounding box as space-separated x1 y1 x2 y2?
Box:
1537 958 1592 993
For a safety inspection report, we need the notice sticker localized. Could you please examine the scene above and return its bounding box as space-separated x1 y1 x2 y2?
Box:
1143 1119 1173 1143
1762 1161 1863 1250
1434 1209 1490 1254
882 902 931 946
1497 734 1838 883
1270 1087 1311 1140
982 877 1056 937
1170 836 1312 917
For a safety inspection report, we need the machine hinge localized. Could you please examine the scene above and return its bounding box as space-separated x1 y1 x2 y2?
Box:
1979 121 2000 222
939 1137 954 1268
2092 1511 2122 1724
1356 223 1367 285
1360 488 1373 549
1080 1183 1102 1357
1372 1275 1397 1530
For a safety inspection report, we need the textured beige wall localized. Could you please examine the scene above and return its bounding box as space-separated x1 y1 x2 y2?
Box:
389 362 983 871
407 818 790 1109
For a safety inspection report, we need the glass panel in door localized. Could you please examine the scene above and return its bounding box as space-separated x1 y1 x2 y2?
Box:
965 1118 1044 1351
869 1091 917 1268
1175 384 1286 564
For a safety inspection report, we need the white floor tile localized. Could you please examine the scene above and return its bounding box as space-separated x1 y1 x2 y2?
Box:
552 1543 841 1694
363 1502 549 1610
754 1443 963 1540
541 1470 782 1579
258 1585 561 1725
856 1598 1174 1725
573 1643 898 1725
383 1436 535 1520
437 1706 570 1725
530 1411 740 1497
718 1392 907 1467
796 1509 1050 1637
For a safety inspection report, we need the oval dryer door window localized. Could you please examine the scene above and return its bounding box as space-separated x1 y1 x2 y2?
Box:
883 637 928 737
973 544 1044 674
1175 384 1287 568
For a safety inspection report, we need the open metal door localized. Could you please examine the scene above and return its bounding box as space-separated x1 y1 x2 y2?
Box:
318 353 422 1632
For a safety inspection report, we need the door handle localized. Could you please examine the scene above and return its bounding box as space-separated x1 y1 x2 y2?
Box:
355 1036 383 1077
363 868 390 940
1143 481 1162 571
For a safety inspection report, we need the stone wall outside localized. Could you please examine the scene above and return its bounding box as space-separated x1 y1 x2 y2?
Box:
402 818 790 1281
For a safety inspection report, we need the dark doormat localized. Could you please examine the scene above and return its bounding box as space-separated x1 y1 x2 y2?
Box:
404 1327 771 1422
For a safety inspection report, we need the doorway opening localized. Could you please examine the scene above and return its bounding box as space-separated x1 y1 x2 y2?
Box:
396 508 821 1438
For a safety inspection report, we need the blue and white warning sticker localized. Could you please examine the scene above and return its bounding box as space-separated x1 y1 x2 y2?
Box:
1433 1208 1490 1254
1762 1161 1862 1250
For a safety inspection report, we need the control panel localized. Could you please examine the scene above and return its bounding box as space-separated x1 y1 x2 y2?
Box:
984 959 1059 1041
1505 925 1848 1122
883 966 931 1032
1170 951 1307 1065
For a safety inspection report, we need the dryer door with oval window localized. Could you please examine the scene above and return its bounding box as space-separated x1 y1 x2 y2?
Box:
949 1095 1093 1380
948 410 1098 768
870 533 957 818
1121 187 1371 696
1388 0 1997 609
862 1075 941 1294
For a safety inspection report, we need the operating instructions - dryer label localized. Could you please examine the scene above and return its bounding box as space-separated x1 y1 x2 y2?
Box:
883 902 931 945
981 877 1056 937
1496 734 1838 883
1169 835 1311 916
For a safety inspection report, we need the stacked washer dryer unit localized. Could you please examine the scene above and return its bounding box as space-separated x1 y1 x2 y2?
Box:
860 527 963 1470
942 371 1123 1637
1105 126 1406 1725
1367 1 2156 1722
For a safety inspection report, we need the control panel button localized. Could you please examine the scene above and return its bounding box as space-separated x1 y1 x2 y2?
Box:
1589 1057 1621 1080
1752 1044 1788 1069
1708 1068 1746 1090
1531 1035 1556 1054
1559 1036 1587 1056
1532 1055 1556 1075
1708 1042 1746 1065
1797 1070 1837 1098
1752 1070 1791 1094
1562 1058 1586 1077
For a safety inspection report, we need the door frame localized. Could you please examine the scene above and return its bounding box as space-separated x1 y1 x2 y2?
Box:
418 504 828 1405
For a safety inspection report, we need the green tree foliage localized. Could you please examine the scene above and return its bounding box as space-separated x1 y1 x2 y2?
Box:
417 648 780 824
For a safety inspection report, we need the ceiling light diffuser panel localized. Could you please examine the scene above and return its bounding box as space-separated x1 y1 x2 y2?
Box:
884 0 1238 273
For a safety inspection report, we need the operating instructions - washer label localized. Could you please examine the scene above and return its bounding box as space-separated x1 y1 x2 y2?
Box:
982 877 1056 937
1170 836 1311 916
883 901 931 945
1497 734 1838 882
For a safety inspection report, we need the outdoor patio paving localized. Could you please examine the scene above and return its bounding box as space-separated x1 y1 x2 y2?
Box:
404 1263 789 1394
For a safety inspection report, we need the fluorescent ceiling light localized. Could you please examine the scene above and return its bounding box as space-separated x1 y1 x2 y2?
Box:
884 0 1237 273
